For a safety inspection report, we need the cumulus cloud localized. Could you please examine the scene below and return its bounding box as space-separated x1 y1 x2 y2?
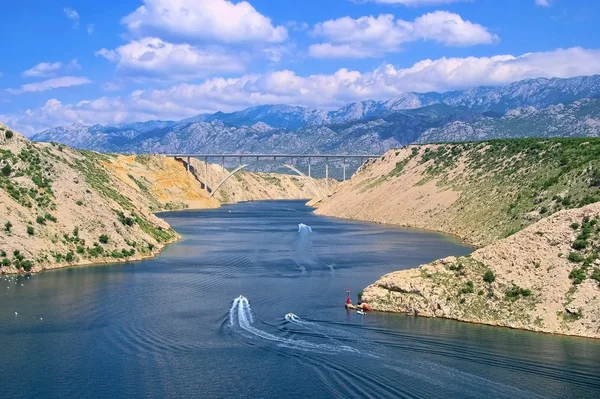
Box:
356 0 471 5
63 7 80 28
22 59 80 78
310 12 498 58
6 76 92 95
5 47 600 134
122 0 287 44
95 37 246 80
535 0 551 6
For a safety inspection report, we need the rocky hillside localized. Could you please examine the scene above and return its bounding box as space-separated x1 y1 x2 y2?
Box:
417 98 600 143
313 138 600 337
0 123 327 275
362 203 600 338
313 139 600 246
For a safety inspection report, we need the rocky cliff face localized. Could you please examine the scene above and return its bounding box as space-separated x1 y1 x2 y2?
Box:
0 123 327 275
363 203 600 338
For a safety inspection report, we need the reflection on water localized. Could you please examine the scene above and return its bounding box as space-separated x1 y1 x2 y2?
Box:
0 200 599 399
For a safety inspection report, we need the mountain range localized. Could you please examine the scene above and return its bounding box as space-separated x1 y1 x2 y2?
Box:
30 75 600 155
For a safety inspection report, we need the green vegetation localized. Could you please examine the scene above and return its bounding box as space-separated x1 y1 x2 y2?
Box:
5 130 14 139
483 270 496 283
27 226 34 236
459 281 475 295
99 234 109 244
565 215 600 285
4 221 12 233
505 285 532 299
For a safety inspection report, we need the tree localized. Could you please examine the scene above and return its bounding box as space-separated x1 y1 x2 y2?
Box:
99 234 109 244
483 270 496 283
1 164 12 177
5 130 13 139
27 226 34 236
4 221 12 233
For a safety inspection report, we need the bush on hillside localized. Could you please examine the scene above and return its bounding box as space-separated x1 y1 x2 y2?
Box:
483 270 496 283
99 234 109 244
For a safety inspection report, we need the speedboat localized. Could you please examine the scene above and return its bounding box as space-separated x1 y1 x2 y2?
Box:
357 310 365 315
285 313 297 319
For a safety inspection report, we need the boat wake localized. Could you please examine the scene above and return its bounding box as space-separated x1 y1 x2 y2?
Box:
229 296 355 354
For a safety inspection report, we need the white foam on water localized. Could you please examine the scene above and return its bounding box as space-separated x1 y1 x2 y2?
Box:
229 296 355 354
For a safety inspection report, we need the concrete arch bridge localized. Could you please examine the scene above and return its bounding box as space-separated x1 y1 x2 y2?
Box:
165 153 380 199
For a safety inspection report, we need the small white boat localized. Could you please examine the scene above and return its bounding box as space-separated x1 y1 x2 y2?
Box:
285 313 297 319
357 310 365 315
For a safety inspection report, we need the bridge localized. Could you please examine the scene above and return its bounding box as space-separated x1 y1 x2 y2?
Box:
164 153 380 198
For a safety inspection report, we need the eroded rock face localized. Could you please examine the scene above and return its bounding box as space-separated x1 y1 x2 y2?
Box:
363 204 600 339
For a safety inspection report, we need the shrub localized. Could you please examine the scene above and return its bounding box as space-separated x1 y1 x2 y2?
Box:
572 239 587 250
477 290 484 296
460 281 474 295
539 206 548 214
1 164 12 177
65 251 75 262
76 200 83 206
570 222 580 230
505 285 532 299
569 268 587 285
27 226 34 236
483 270 496 283
4 221 12 233
36 216 46 225
1 258 10 267
45 214 57 222
5 130 13 139
591 268 600 284
76 246 85 254
22 261 33 271
568 252 585 263
0 250 5 257
99 234 109 244
148 243 155 251
73 227 79 237
111 250 123 258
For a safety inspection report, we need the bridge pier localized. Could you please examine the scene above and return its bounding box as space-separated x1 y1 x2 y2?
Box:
204 156 208 192
325 160 329 196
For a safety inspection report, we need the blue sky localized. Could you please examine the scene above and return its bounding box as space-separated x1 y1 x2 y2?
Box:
1 0 599 134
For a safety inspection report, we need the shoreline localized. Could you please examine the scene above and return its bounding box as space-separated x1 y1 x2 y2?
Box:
371 308 600 341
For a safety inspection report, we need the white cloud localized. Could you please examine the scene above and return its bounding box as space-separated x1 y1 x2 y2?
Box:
22 59 80 78
95 37 246 80
87 24 95 34
535 0 551 6
63 7 80 28
122 0 287 44
6 76 92 95
5 47 600 135
356 0 471 5
310 12 498 58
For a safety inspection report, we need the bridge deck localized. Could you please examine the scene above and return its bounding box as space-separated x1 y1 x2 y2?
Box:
164 154 380 159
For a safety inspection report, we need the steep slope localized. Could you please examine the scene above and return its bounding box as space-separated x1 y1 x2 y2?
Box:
0 123 328 275
362 202 600 338
417 98 600 143
313 139 600 246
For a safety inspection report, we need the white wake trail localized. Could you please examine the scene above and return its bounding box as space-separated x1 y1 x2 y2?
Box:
229 296 355 354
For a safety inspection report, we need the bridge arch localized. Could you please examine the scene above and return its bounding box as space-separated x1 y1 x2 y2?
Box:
209 161 325 199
